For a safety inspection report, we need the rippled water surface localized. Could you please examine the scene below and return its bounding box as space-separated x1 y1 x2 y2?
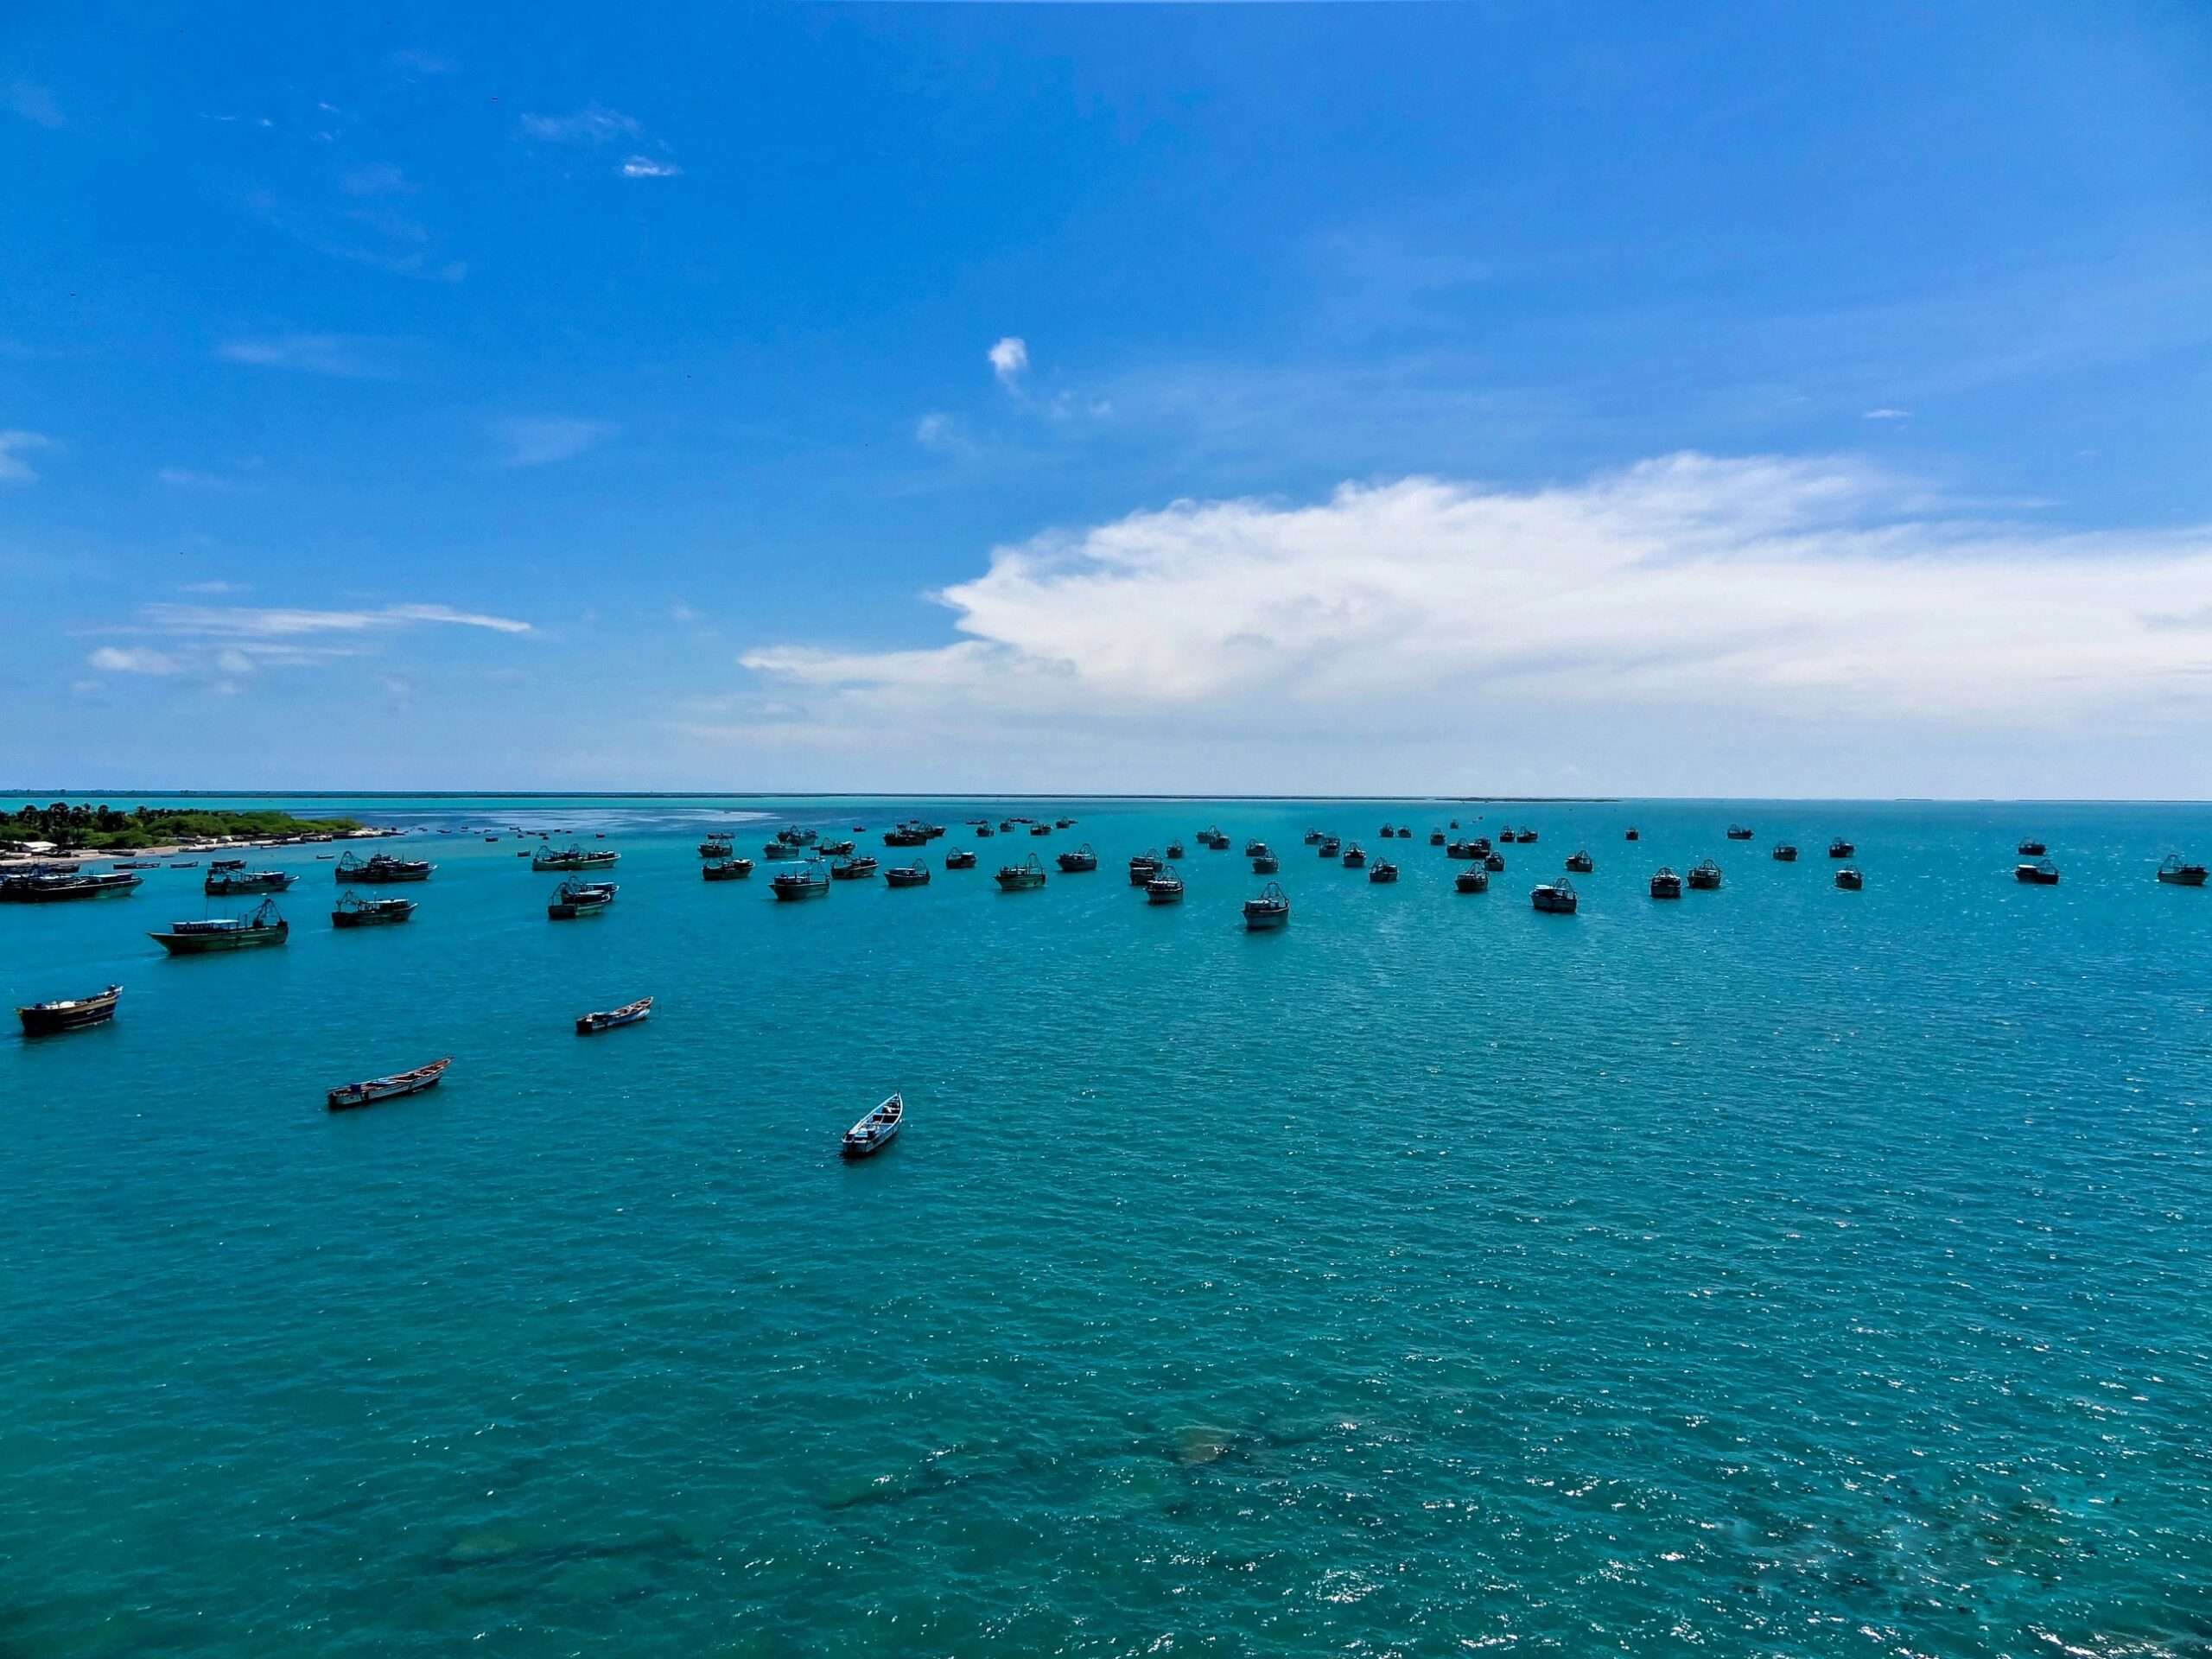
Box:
3 797 2208 1656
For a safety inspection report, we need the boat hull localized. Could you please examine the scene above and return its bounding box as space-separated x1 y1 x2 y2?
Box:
1242 906 1288 930
16 988 120 1035
2158 868 2207 887
149 923 289 954
771 880 829 901
327 1060 449 1111
331 904 415 927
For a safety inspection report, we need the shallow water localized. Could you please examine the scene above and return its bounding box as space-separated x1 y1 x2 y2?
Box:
3 797 2208 1656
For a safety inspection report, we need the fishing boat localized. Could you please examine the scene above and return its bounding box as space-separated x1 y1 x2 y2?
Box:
548 879 619 918
1531 877 1578 913
781 826 819 846
334 850 433 883
1165 840 1187 860
1 869 142 902
1428 830 1445 846
1726 823 1754 840
944 849 978 870
1772 843 1798 862
111 859 162 869
1200 825 1227 849
882 824 927 848
1252 851 1279 874
1341 842 1367 868
1687 859 1723 890
1243 881 1291 930
1454 866 1490 893
771 861 830 901
2158 854 2208 887
1368 859 1399 884
168 860 199 868
1145 864 1185 904
575 996 652 1035
149 898 289 953
842 1093 904 1158
1303 829 1321 844
332 890 416 927
1377 825 1395 838
1029 822 1052 836
1128 850 1163 885
1835 868 1864 891
996 853 1047 892
1446 837 1481 859
1484 850 1506 871
203 868 293 896
1317 836 1341 858
1056 843 1098 873
1056 817 1075 829
922 823 946 840
533 842 619 872
885 862 932 887
1649 867 1683 899
1624 826 1640 842
817 839 856 857
762 839 804 861
1243 839 1267 857
974 823 995 838
702 855 754 880
16 983 120 1035
1827 837 1855 859
2015 857 2060 886
1000 819 1016 833
830 855 879 880
1565 850 1594 874
1395 824 1412 839
326 1057 450 1111
2017 838 2047 857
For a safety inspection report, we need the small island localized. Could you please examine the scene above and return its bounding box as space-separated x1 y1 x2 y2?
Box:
3 801 366 854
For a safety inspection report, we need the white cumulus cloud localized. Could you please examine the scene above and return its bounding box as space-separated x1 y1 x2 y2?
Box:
988 336 1029 387
491 417 616 467
87 646 181 675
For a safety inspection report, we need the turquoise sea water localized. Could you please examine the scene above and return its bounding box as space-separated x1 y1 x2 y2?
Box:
3 796 2208 1657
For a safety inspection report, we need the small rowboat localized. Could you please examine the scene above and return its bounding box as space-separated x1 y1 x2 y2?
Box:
16 983 121 1035
842 1092 903 1158
576 996 652 1035
327 1057 451 1111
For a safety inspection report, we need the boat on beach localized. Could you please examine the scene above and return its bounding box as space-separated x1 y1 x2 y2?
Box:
1455 866 1490 893
334 850 433 883
534 842 619 872
996 853 1047 892
702 855 754 880
327 1057 450 1111
16 983 121 1035
1056 843 1098 873
842 1093 904 1158
771 861 831 901
2015 857 2060 885
332 890 416 927
2158 854 2207 887
1243 881 1290 930
576 996 652 1034
150 898 289 953
1531 877 1578 913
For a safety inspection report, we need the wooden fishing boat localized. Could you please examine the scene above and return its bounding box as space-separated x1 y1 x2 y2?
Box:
1243 839 1268 857
1649 867 1682 899
332 890 416 927
996 853 1047 892
1029 822 1052 836
922 823 946 840
1531 877 1578 913
16 982 120 1035
817 839 856 857
1484 850 1506 871
974 822 995 837
1455 866 1490 893
1835 868 1864 891
1624 826 1640 842
327 1057 450 1111
1726 823 1754 840
547 879 618 918
1057 817 1075 829
149 899 289 953
111 859 162 869
781 825 819 846
771 861 830 901
830 855 879 880
1395 825 1412 839
334 850 433 883
1165 840 1187 860
1200 825 1227 849
842 1092 903 1158
1 869 142 902
533 842 619 871
1243 880 1290 930
885 862 932 887
203 868 294 895
1827 837 1855 859
2158 854 2208 887
1687 859 1723 890
1566 850 1594 874
2015 857 2060 885
1145 864 1185 904
1446 837 1481 860
1772 844 1798 862
2017 838 2047 857
576 996 652 1035
882 823 928 848
1341 842 1366 868
1303 828 1321 844
1128 850 1163 885
1368 860 1399 884
762 839 804 861
1318 836 1341 858
1252 852 1279 874
1000 819 1016 833
944 848 978 869
1377 825 1395 838
701 855 753 880
1056 843 1098 873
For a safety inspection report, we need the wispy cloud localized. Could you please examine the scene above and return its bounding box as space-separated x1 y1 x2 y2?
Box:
137 601 534 638
0 429 54 484
340 163 416 197
491 417 615 467
4 80 63 129
913 411 972 454
988 336 1030 388
247 190 465 283
179 580 247 594
620 155 681 179
519 103 641 144
391 49 454 75
1863 408 1913 421
87 646 181 675
741 453 2212 750
216 333 386 378
156 466 241 493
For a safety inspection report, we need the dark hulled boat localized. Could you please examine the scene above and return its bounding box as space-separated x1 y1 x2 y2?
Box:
1772 844 1798 862
1455 866 1490 893
1341 842 1367 868
1368 860 1399 883
332 890 416 927
2017 838 2047 857
1484 850 1506 871
1687 859 1723 890
1128 850 1163 886
204 868 295 896
1531 877 1578 913
150 899 289 953
702 855 754 880
16 983 120 1035
1649 867 1682 899
996 853 1047 892
2158 854 2208 887
1624 826 1640 842
770 861 830 901
1827 838 1855 859
1835 868 1864 891
1 869 142 902
547 879 618 918
1252 851 1279 874
885 863 932 887
2015 857 2060 886
335 850 433 883
698 835 734 858
830 855 879 880
1565 850 1593 874
1243 880 1290 930
944 849 978 870
1726 824 1753 841
533 842 619 872
1144 864 1185 904
1056 843 1098 873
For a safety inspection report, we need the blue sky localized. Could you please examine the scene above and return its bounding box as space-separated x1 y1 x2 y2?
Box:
5 3 2210 796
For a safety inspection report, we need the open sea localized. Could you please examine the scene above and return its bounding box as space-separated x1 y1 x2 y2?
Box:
3 795 2208 1657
